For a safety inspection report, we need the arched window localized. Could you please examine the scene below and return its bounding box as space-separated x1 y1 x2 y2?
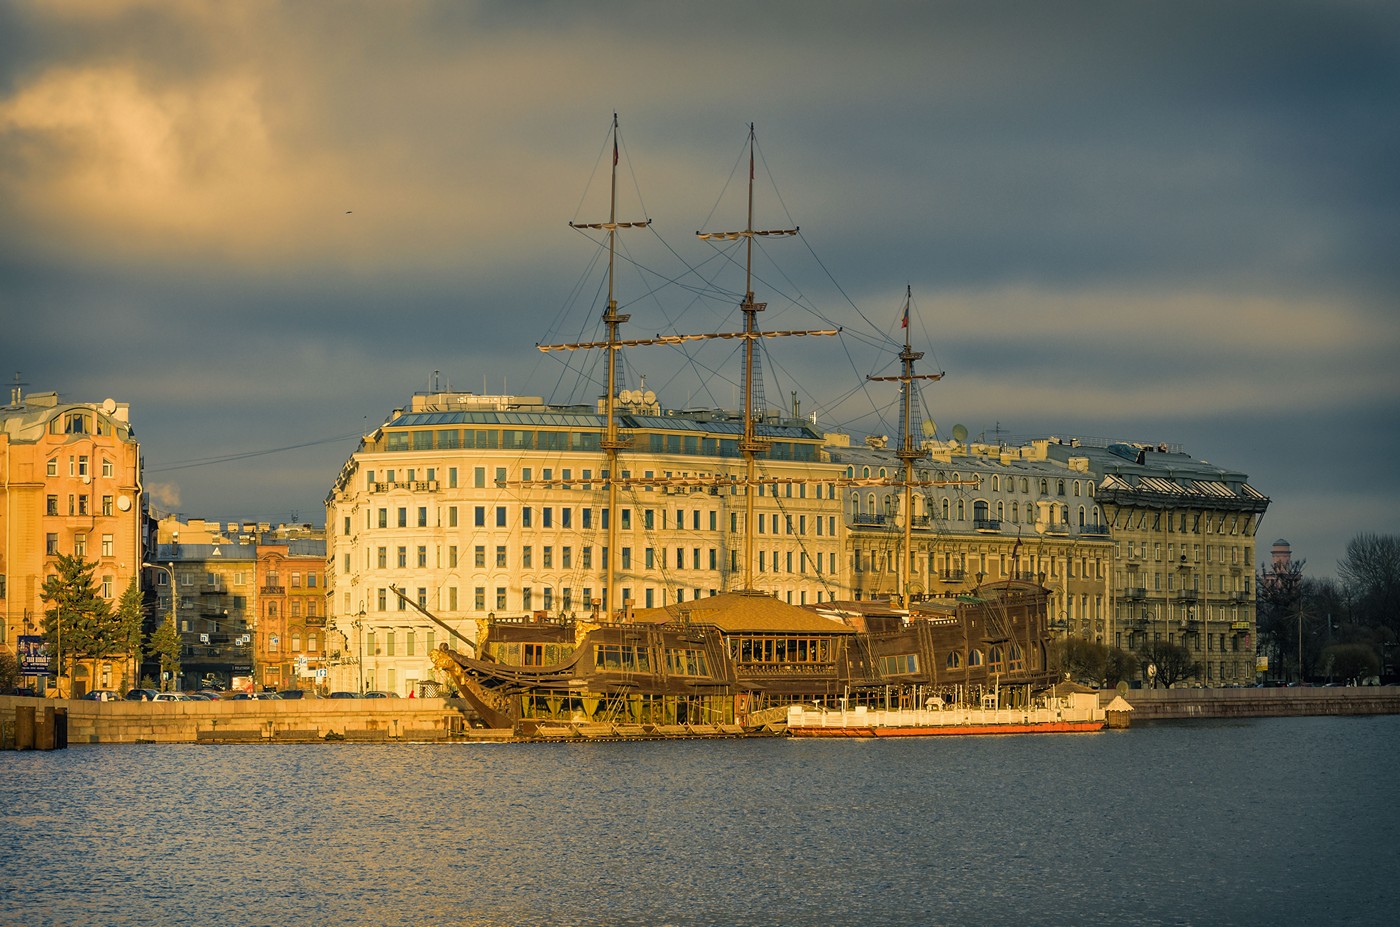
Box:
996 501 1005 521
1074 481 1082 497
941 499 950 519
957 499 965 520
879 468 887 479
989 645 1004 670
992 475 1000 491
291 633 302 653
1011 502 1019 523
268 603 278 618
1078 506 1086 527
862 466 870 479
973 500 989 522
850 491 860 515
945 651 962 669
1040 479 1049 495
867 493 877 516
1021 478 1029 494
969 649 984 667
1057 479 1066 496
883 494 894 516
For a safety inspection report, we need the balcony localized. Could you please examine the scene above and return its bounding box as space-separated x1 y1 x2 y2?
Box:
370 480 439 493
852 514 889 526
909 515 934 528
1177 590 1199 604
1080 523 1111 536
939 570 967 583
973 518 1001 533
199 582 229 596
261 584 286 595
1124 587 1147 601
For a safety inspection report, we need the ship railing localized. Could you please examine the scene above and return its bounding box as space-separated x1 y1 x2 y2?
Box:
785 702 1105 729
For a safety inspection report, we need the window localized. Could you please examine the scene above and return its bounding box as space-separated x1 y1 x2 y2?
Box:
46 495 59 516
47 458 58 477
102 495 113 516
474 546 486 568
417 546 427 568
74 534 87 557
397 546 407 568
418 506 428 527
102 534 114 557
496 546 507 568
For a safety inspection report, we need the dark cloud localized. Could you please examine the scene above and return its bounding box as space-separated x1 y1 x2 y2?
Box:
2 0 1396 573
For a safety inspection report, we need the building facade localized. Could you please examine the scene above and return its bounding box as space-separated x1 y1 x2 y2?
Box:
324 391 847 696
254 539 329 692
145 542 256 691
1 389 143 693
325 391 1268 695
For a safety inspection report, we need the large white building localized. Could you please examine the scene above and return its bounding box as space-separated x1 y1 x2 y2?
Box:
324 390 845 695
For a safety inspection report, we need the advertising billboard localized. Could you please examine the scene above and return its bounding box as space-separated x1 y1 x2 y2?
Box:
18 635 52 676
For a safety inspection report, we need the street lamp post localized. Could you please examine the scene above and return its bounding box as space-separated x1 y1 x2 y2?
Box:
353 604 366 694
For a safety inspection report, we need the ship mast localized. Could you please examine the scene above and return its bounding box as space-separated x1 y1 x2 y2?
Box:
698 124 808 592
866 286 944 606
540 122 837 604
563 115 650 620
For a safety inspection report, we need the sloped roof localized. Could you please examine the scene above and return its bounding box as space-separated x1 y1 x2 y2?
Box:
631 591 854 634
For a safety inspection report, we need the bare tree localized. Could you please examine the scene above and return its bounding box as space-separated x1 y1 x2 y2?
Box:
1338 533 1400 638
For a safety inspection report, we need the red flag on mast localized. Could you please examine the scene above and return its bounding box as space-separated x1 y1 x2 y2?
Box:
901 304 909 329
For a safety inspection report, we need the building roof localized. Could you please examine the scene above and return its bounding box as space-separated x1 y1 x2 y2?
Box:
630 591 854 634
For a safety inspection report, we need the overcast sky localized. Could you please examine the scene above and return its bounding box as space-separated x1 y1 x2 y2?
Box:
3 1 1396 578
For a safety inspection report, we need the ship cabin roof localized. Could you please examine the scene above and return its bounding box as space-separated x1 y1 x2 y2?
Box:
631 591 854 635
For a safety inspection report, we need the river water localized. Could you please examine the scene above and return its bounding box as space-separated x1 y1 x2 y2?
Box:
3 715 1398 927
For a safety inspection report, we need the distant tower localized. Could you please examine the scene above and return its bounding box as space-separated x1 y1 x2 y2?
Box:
1271 538 1292 571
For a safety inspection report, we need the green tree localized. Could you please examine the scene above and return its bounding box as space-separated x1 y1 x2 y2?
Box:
0 650 18 692
40 553 114 695
1138 639 1199 688
114 578 146 689
147 614 182 692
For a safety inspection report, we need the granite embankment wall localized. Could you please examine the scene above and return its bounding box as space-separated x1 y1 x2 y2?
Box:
1101 686 1400 721
0 695 497 747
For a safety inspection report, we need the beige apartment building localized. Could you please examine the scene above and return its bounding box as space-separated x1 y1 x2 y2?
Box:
1 389 143 693
324 390 847 695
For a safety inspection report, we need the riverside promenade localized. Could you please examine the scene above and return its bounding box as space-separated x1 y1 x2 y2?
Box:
1100 685 1400 721
0 694 495 748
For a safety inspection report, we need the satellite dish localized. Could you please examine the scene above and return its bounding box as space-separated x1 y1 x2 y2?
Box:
620 390 635 403
101 398 117 414
643 390 656 405
921 419 936 437
952 424 968 442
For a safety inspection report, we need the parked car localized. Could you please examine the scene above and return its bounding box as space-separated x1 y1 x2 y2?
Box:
327 691 360 699
151 692 189 702
79 689 122 701
124 688 159 701
363 691 400 698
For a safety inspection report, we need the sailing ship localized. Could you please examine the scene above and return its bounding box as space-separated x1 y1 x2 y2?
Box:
411 118 1081 737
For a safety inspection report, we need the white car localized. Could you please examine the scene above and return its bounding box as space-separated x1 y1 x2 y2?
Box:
150 692 190 702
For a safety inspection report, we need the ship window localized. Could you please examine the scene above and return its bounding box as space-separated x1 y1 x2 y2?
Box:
945 651 962 669
878 653 919 676
968 649 984 667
